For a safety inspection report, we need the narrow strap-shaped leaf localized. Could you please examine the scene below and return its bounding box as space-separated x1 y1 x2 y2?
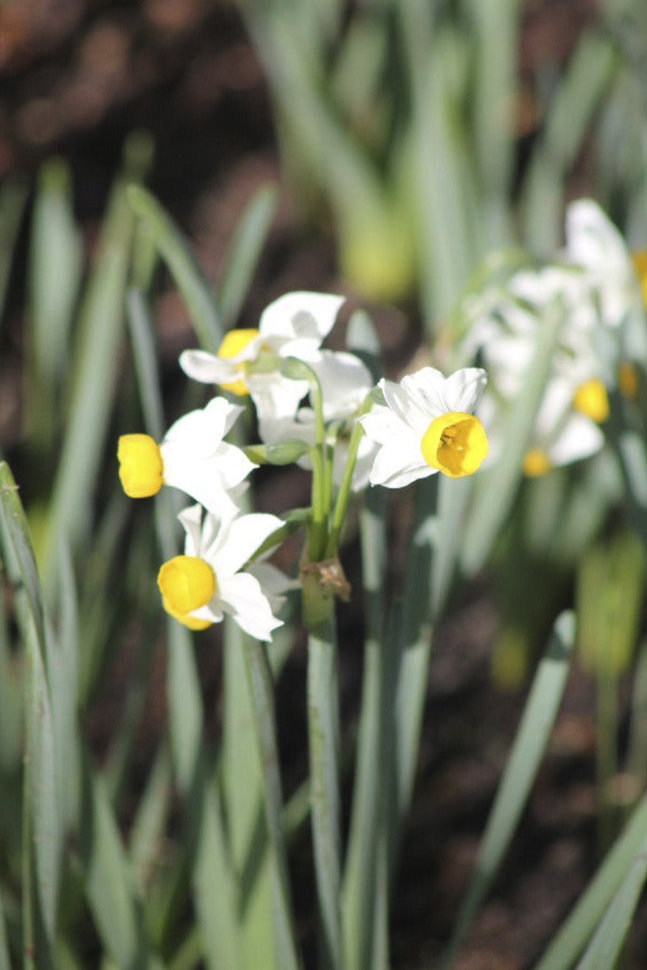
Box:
127 288 165 440
0 464 61 954
221 618 278 970
129 744 173 893
217 186 277 329
439 611 576 969
0 893 12 970
76 743 152 970
533 792 647 970
42 164 139 578
342 486 387 970
127 185 222 352
193 768 242 970
242 636 303 970
0 174 28 330
574 833 647 970
304 586 342 970
461 298 563 575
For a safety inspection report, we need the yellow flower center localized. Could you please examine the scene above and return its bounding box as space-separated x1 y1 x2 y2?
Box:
420 411 488 478
573 378 609 423
618 361 638 399
632 250 647 307
523 448 551 477
157 555 215 630
217 328 260 396
118 434 164 497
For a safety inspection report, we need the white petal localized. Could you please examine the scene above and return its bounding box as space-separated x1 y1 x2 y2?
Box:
179 349 237 385
360 404 406 445
217 571 282 641
398 367 448 420
369 441 431 488
379 377 430 434
549 413 605 465
259 291 345 343
310 350 372 420
442 367 487 413
178 504 204 556
217 512 285 575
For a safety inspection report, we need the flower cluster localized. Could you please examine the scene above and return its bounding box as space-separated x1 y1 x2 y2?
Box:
118 291 489 639
458 200 646 476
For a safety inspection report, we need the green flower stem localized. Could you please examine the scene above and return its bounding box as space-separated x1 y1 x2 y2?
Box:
326 419 365 558
308 445 328 562
302 570 343 970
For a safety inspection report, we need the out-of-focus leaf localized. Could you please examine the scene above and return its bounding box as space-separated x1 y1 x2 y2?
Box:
217 186 277 329
127 185 222 352
0 174 28 329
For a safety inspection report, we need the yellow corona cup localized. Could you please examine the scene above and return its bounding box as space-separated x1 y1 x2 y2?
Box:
420 411 488 478
157 555 216 631
573 378 609 424
217 328 260 395
118 434 164 498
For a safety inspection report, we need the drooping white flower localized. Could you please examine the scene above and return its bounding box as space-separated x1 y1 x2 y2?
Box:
360 366 488 488
117 397 255 519
258 349 378 490
157 503 289 640
179 291 346 420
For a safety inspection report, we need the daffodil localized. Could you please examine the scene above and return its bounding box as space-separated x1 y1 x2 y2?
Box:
157 503 289 640
118 397 255 518
359 366 488 488
179 291 346 420
258 349 378 490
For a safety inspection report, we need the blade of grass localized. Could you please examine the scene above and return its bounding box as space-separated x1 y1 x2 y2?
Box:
130 744 173 893
439 611 575 969
127 185 222 352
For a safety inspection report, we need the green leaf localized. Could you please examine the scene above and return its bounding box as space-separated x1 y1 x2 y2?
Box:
217 186 277 329
533 792 647 970
574 834 647 970
0 174 28 330
440 611 576 969
127 185 222 352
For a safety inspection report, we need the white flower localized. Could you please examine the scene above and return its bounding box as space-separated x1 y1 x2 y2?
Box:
360 366 488 488
157 504 289 641
258 349 378 490
117 397 255 519
179 291 346 420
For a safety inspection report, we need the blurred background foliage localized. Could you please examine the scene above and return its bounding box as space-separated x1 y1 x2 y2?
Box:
2 0 647 967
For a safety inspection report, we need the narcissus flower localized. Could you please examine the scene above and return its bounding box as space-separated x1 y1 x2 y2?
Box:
118 397 255 518
179 291 346 420
158 503 289 640
360 366 488 488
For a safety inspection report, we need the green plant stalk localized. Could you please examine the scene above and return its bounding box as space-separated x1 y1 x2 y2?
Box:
326 419 365 559
303 571 343 970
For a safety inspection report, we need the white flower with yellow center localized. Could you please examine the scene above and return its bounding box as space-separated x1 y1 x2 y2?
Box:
117 397 255 519
157 503 288 640
359 366 488 488
179 291 346 420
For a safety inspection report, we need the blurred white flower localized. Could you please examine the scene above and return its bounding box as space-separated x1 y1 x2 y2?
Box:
179 291 345 420
118 397 255 518
157 503 289 640
360 366 488 488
